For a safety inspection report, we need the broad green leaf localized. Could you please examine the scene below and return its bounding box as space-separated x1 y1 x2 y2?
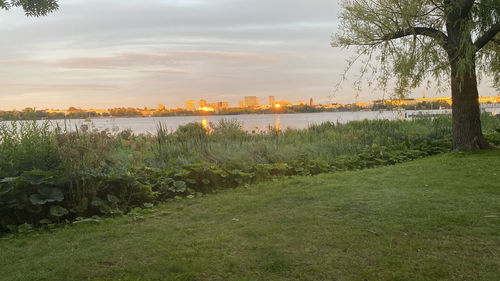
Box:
40 218 52 224
0 177 18 184
29 194 48 205
185 178 197 184
38 187 64 202
172 181 187 193
50 205 68 217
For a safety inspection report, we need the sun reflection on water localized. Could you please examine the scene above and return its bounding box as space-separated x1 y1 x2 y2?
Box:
201 118 208 131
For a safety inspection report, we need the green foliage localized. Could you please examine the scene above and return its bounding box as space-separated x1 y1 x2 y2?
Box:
49 205 68 217
0 0 59 17
333 0 499 94
4 114 494 232
0 169 65 231
0 121 60 178
485 131 500 145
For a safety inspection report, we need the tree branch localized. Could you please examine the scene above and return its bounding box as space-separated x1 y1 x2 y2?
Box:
459 0 476 17
444 0 475 19
382 27 448 47
474 21 500 51
429 0 445 13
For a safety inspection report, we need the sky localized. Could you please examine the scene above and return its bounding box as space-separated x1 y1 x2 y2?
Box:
0 0 497 110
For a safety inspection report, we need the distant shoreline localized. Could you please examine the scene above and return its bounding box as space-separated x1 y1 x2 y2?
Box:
0 108 446 121
1 104 499 121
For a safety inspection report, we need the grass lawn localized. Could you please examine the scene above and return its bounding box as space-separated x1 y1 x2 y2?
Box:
1 150 499 281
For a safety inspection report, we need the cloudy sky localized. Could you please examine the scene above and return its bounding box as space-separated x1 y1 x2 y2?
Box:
0 0 497 110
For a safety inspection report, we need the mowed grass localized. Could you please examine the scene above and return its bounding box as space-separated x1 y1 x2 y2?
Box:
1 151 499 281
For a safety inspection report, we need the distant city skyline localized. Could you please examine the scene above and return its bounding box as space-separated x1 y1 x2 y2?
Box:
0 0 498 110
2 95 498 120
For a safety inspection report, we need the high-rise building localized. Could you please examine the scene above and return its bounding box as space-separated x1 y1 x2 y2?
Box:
309 98 314 106
239 100 244 108
269 96 275 106
186 100 196 111
245 96 259 107
199 99 207 108
208 102 229 110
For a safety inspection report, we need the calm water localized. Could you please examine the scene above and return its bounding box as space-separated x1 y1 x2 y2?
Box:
83 111 403 134
2 106 499 134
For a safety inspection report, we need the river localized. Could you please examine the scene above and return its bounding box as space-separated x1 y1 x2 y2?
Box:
2 106 499 134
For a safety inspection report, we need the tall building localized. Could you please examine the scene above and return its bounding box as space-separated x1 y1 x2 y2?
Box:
186 100 196 111
199 99 207 108
269 96 275 106
208 101 229 110
309 98 314 106
239 100 244 108
245 96 259 107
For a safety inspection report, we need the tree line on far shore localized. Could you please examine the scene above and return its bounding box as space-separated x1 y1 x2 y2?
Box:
0 100 455 120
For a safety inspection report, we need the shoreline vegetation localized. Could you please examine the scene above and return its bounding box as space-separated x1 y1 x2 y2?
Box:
0 100 463 120
1 114 499 234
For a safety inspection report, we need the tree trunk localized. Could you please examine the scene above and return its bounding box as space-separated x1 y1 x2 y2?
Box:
445 9 491 150
449 60 490 150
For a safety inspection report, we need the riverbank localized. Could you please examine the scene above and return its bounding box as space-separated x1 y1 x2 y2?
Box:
1 150 499 281
2 107 499 135
1 115 499 232
0 110 426 136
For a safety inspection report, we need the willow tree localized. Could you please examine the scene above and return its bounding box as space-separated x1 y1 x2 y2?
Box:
333 0 499 150
0 0 58 16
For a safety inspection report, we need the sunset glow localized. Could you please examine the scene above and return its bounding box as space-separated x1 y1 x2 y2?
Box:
1 1 497 110
198 107 215 112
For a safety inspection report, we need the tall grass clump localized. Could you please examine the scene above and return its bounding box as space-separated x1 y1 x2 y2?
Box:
0 121 59 178
148 116 455 171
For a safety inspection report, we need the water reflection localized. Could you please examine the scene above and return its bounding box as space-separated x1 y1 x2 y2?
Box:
201 118 208 131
